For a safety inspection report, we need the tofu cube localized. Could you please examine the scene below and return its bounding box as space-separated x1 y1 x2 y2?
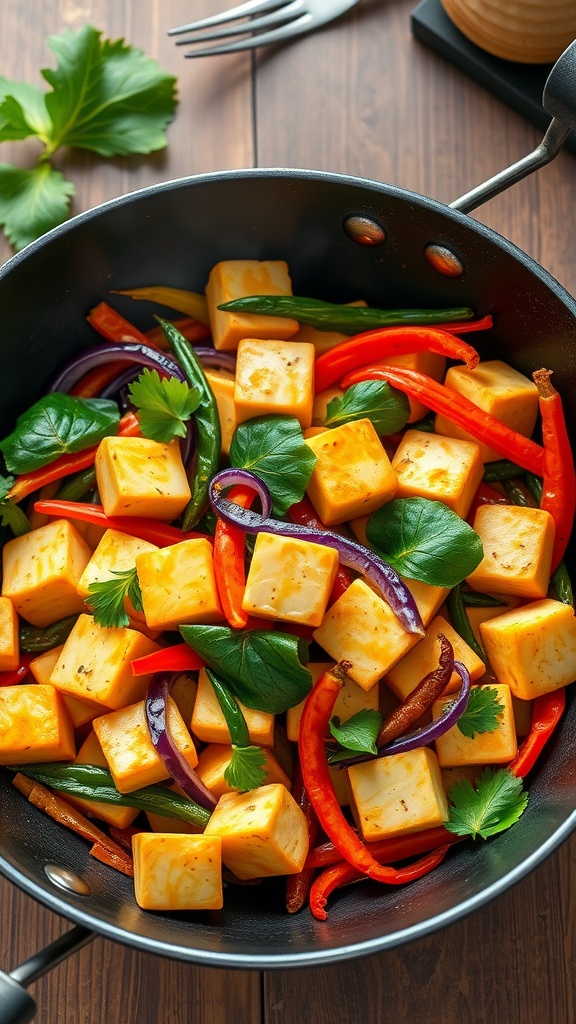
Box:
95 437 191 520
312 578 419 690
191 667 274 746
145 781 204 834
464 595 521 647
170 672 198 725
242 533 339 627
329 764 353 807
466 505 555 599
434 360 539 462
196 743 291 799
132 833 223 911
30 643 103 728
93 697 198 793
0 684 75 765
479 598 576 699
2 519 92 627
286 662 379 742
136 538 222 631
433 683 517 766
374 351 447 422
305 419 398 526
204 783 309 879
348 746 449 841
49 614 160 710
0 596 19 671
77 529 159 623
66 729 139 828
205 259 298 351
204 369 238 454
385 615 486 700
234 338 315 428
391 429 484 519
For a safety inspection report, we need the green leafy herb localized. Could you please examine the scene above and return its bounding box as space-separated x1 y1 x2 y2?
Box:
180 624 312 714
229 415 317 516
0 393 120 474
225 745 268 792
127 368 201 443
86 567 142 629
324 380 410 435
329 710 383 755
456 686 503 739
0 25 177 250
0 472 31 535
446 767 528 840
366 497 484 588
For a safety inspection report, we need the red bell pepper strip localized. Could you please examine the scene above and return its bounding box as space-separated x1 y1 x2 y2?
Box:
87 301 152 346
70 361 131 398
439 313 493 334
131 644 205 677
532 369 576 573
33 498 210 548
213 484 255 629
0 654 34 687
305 824 459 870
341 365 545 477
285 761 320 913
509 688 566 779
314 325 480 394
288 496 353 602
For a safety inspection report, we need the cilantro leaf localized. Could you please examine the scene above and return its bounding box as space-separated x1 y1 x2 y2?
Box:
224 745 268 793
0 393 119 474
457 686 503 739
0 163 75 251
86 567 142 629
229 415 317 516
128 369 201 443
324 381 410 436
446 767 528 840
329 710 383 754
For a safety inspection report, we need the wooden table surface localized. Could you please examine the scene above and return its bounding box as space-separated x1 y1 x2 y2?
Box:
1 2 576 1022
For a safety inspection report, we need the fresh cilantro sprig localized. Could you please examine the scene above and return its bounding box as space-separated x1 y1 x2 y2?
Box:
0 473 31 536
128 369 201 444
446 767 528 840
86 566 142 629
0 25 177 250
456 687 503 739
225 745 268 793
327 710 383 764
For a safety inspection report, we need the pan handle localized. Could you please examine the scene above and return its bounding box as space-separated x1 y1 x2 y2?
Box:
0 925 94 1024
450 38 576 215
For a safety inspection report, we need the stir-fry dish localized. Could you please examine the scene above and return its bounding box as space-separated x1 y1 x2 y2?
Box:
0 259 575 920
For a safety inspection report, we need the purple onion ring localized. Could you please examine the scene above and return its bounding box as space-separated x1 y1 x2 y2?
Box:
48 341 186 393
193 348 237 374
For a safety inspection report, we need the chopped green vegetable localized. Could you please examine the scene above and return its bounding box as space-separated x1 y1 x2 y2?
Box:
128 368 201 444
446 767 528 840
225 745 268 793
456 686 503 739
229 415 317 516
86 567 142 629
324 381 410 435
329 710 383 755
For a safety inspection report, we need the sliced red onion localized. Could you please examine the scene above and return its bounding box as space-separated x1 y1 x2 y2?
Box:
209 468 424 636
99 366 142 399
145 672 217 811
193 348 237 374
48 341 186 393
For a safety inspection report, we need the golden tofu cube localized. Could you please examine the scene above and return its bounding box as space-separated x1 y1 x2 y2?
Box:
466 505 555 599
205 259 298 351
391 429 484 519
49 613 159 710
191 668 274 746
305 419 398 526
66 729 139 828
93 697 198 794
204 783 309 879
2 519 92 628
286 662 379 741
95 437 191 520
30 643 103 728
375 351 446 422
348 747 449 841
313 578 419 690
329 763 353 806
385 615 486 700
132 832 223 911
464 595 521 647
434 360 539 462
196 743 291 799
204 369 238 454
242 533 339 627
479 598 576 699
77 529 159 623
433 683 517 767
0 596 19 671
136 538 222 631
234 338 315 428
170 673 198 724
0 684 75 765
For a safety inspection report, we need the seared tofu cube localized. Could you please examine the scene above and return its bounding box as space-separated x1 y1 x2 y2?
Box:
242 533 339 627
77 529 159 624
196 743 291 799
30 644 103 729
234 338 315 428
0 596 19 671
466 505 554 599
0 684 75 765
205 259 298 351
93 697 198 793
204 369 237 454
385 615 486 700
191 667 274 746
479 598 576 700
2 518 92 627
66 729 139 828
136 538 222 631
305 419 398 526
464 595 521 647
95 436 191 520
434 360 539 462
391 429 484 519
313 578 419 690
433 683 517 767
286 662 379 741
49 613 159 710
204 783 309 879
132 833 223 911
348 747 448 841
375 351 447 422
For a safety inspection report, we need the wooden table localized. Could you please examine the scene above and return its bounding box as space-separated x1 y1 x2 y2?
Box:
1 2 576 1022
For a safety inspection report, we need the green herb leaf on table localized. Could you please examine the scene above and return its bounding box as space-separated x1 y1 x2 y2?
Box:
324 381 410 436
86 567 142 629
0 163 75 252
128 369 201 443
0 394 120 474
366 497 484 588
329 710 383 755
225 745 268 793
229 415 317 516
180 624 312 715
456 686 503 739
446 767 528 840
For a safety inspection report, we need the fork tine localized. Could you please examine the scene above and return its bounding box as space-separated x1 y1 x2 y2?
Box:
167 0 288 36
180 14 312 56
173 0 304 46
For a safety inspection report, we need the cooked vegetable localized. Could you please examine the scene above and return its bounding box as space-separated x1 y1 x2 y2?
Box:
128 368 201 443
533 368 576 573
206 668 267 792
229 416 317 516
323 380 410 435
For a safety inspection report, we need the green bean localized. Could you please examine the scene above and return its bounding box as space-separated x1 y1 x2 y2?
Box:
483 460 526 482
19 614 79 653
447 584 486 662
55 465 97 501
460 591 507 608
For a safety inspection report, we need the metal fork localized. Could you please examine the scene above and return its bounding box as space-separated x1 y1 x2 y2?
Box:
168 0 360 57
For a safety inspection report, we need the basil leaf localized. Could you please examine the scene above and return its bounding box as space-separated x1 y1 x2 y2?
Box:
0 393 120 473
366 497 484 588
180 624 312 714
324 381 410 435
229 415 317 516
329 709 383 754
